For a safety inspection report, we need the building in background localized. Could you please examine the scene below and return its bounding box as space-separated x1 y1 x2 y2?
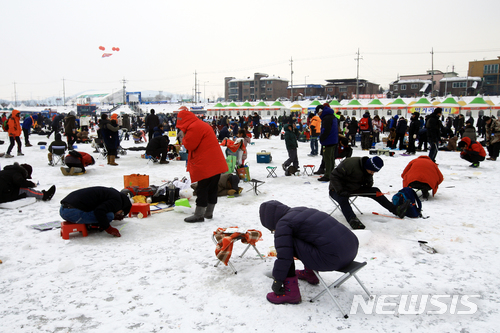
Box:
323 79 380 100
224 73 288 102
468 57 500 96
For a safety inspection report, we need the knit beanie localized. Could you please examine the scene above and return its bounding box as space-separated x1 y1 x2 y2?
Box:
21 163 33 179
364 156 384 172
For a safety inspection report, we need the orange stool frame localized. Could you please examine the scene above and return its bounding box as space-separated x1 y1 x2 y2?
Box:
61 221 88 240
129 203 151 218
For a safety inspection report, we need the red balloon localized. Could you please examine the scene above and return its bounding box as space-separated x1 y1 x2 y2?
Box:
114 47 120 52
99 46 105 51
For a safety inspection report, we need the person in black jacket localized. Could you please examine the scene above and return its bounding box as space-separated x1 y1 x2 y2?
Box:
393 117 408 150
59 186 132 237
146 135 170 164
0 163 55 203
260 200 359 305
100 114 120 166
145 109 160 142
318 104 338 182
405 112 420 154
329 156 409 229
426 108 443 163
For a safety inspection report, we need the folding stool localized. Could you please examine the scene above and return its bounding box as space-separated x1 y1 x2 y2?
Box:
329 196 363 216
212 228 265 274
266 166 277 178
310 261 372 319
50 146 67 166
246 179 265 195
303 165 315 176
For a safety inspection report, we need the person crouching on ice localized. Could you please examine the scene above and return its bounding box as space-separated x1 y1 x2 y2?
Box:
259 200 359 304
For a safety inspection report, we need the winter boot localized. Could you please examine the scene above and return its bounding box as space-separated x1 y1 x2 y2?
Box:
266 276 302 304
296 268 319 285
348 216 366 230
42 185 56 201
227 189 236 196
184 206 206 223
105 226 121 237
108 155 118 166
4 153 14 158
60 167 70 176
204 203 216 219
313 168 324 175
395 200 411 218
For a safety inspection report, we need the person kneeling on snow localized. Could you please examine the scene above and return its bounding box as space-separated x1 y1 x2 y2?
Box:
0 163 56 203
145 135 170 164
401 155 443 199
329 156 410 230
457 137 486 168
59 186 132 237
260 200 359 304
60 150 95 175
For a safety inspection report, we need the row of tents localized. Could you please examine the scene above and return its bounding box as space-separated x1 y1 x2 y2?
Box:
206 96 500 119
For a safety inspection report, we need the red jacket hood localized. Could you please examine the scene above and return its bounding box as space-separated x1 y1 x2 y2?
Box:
176 110 198 132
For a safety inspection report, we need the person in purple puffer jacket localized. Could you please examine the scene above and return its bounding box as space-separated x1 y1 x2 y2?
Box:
259 200 359 304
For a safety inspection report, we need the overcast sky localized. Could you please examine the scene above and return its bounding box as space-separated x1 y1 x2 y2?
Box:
1 0 500 102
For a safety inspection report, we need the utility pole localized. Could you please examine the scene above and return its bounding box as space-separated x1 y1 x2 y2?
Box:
13 82 17 107
355 48 363 99
304 75 309 99
430 48 434 97
194 70 198 104
122 77 127 105
62 78 66 106
290 57 294 102
204 81 209 103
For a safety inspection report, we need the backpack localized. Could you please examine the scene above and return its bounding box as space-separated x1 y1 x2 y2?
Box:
392 187 422 218
359 117 369 131
3 119 8 131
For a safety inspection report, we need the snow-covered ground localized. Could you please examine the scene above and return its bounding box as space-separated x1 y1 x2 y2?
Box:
0 129 499 332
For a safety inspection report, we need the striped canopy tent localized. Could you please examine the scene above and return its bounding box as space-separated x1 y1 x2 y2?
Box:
408 97 434 115
436 97 461 115
387 98 408 110
341 99 362 111
462 96 491 110
363 98 385 110
290 103 305 114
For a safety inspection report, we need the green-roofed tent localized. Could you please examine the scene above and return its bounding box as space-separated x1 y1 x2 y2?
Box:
413 97 432 105
463 96 491 110
228 102 238 107
256 101 268 107
213 103 225 108
368 99 384 105
388 98 407 107
309 100 322 106
436 97 461 115
440 97 460 105
271 101 285 107
241 101 253 107
328 100 341 106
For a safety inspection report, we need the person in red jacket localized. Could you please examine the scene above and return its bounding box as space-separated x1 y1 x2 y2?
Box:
458 137 486 168
176 110 228 222
60 151 96 176
4 109 23 158
401 155 444 199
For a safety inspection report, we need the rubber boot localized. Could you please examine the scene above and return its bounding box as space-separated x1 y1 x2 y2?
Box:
266 276 301 304
109 155 118 166
295 268 319 285
42 185 56 201
184 206 206 223
204 203 215 219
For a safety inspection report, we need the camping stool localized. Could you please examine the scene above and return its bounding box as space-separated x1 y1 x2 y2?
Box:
129 203 151 218
266 166 277 178
246 179 265 195
60 221 88 240
330 196 363 216
212 228 265 274
311 261 372 319
303 165 315 176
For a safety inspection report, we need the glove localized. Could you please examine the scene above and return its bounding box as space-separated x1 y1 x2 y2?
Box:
271 279 285 295
339 191 350 197
105 226 121 237
413 134 417 139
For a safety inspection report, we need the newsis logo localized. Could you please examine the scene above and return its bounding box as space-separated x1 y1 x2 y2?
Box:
350 294 480 315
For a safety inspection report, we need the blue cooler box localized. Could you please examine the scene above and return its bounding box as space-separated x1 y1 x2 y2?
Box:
257 150 272 163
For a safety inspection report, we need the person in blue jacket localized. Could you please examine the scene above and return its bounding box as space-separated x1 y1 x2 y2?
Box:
260 200 359 305
21 114 37 147
317 103 338 181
